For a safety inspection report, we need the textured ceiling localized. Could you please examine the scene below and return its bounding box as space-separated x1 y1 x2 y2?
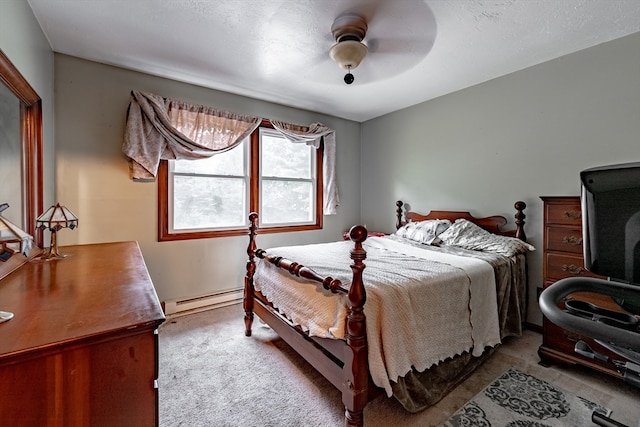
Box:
28 0 640 122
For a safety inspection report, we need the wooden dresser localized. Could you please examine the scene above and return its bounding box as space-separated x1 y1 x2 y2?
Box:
0 242 165 427
538 196 635 378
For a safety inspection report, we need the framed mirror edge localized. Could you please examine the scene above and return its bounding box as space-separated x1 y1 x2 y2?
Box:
0 48 44 281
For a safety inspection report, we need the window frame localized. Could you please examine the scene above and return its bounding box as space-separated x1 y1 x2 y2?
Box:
258 126 318 228
158 120 323 241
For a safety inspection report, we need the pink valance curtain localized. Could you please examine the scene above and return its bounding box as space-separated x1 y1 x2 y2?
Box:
123 90 261 179
122 90 339 214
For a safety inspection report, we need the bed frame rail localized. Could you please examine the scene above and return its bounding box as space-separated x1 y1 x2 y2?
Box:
256 249 349 294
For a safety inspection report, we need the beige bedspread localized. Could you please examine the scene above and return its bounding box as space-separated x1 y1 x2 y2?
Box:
253 236 501 396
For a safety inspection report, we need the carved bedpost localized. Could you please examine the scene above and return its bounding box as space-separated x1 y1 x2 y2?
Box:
244 212 259 337
514 201 527 242
344 225 368 427
395 200 404 230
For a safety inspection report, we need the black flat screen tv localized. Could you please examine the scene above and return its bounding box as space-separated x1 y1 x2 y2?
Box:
581 162 640 292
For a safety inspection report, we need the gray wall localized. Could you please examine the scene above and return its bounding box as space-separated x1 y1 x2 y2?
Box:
0 84 22 224
0 0 55 210
360 32 640 325
54 54 361 304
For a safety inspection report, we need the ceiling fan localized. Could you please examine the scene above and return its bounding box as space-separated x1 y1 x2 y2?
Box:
329 14 369 84
324 3 437 86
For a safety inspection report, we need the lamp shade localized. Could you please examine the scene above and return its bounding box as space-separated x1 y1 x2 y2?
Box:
329 40 368 70
36 203 78 232
36 203 78 261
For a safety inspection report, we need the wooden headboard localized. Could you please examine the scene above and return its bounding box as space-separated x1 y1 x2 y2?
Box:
395 200 527 242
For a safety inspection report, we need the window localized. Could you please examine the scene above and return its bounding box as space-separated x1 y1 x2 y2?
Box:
158 121 323 240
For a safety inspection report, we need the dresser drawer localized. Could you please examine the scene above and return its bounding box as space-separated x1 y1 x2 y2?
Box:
545 252 601 280
545 200 582 226
539 196 625 379
545 226 583 254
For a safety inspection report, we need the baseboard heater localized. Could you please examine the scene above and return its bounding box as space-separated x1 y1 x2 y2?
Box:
163 289 244 317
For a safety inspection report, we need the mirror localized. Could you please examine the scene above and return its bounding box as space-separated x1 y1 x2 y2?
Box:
0 49 43 280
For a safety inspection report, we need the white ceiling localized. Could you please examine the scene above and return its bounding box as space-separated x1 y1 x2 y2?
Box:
28 0 640 122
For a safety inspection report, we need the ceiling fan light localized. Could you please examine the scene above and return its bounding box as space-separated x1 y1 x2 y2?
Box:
329 40 368 70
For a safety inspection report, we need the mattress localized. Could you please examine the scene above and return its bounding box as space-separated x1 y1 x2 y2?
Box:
253 235 523 396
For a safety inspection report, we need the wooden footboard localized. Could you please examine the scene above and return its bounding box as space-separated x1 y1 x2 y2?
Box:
243 212 371 427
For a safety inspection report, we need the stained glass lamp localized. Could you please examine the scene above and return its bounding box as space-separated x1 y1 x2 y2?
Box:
36 203 78 260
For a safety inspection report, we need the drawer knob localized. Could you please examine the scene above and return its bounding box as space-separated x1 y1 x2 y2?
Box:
562 235 583 246
562 264 585 274
563 210 581 220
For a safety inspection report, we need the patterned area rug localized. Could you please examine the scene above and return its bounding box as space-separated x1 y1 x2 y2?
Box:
441 367 611 427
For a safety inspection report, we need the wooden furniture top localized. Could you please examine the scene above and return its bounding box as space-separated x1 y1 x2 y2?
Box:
0 241 165 361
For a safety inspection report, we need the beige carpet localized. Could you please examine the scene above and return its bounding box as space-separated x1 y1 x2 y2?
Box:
158 303 639 427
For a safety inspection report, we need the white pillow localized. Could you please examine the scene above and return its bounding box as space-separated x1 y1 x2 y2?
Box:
438 218 535 256
395 219 451 245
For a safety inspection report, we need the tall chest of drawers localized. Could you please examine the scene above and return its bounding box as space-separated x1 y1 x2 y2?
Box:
538 196 633 378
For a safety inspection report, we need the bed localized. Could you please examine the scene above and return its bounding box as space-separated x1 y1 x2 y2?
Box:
243 200 531 427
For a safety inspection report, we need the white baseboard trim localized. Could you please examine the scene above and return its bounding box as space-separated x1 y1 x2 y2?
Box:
163 289 243 318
